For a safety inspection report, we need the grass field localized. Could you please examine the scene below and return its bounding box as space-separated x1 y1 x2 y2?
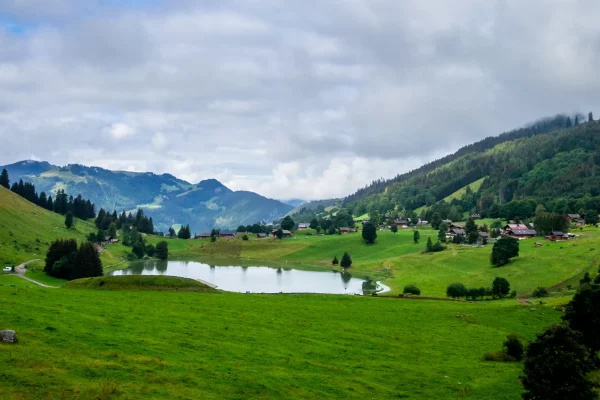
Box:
443 177 486 203
146 227 600 297
0 283 564 400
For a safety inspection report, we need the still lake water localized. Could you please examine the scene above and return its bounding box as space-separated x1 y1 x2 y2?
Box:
110 260 389 295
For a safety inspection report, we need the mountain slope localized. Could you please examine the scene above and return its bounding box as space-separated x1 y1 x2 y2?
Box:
345 117 600 221
0 162 293 233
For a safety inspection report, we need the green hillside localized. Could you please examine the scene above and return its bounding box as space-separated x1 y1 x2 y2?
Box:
0 162 293 233
0 285 563 399
345 117 600 223
0 186 129 268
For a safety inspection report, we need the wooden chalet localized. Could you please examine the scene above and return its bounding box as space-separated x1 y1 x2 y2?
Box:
339 227 355 234
394 219 409 228
219 230 236 238
502 224 536 239
298 223 310 230
196 232 211 239
271 229 292 237
566 214 585 225
256 233 268 238
545 231 567 241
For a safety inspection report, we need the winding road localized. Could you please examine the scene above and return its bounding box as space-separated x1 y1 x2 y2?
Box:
12 259 58 288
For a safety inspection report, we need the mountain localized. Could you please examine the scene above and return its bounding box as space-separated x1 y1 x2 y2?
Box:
0 161 293 233
342 115 600 222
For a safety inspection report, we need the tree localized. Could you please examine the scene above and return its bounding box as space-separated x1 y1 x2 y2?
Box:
438 226 446 242
242 234 249 241
0 168 8 189
563 285 600 356
503 334 524 361
332 256 339 265
391 225 398 234
575 115 580 126
491 237 519 266
64 212 74 229
340 252 352 269
589 112 594 122
426 237 433 252
413 230 420 243
403 285 421 295
281 216 295 231
566 116 573 127
132 241 145 259
168 227 176 238
431 212 442 229
87 232 97 242
521 324 597 400
276 228 284 239
237 225 246 233
309 218 318 229
145 244 156 257
362 222 377 244
446 283 467 298
492 277 510 298
44 239 78 279
156 241 169 260
70 242 103 280
585 210 598 226
107 222 117 239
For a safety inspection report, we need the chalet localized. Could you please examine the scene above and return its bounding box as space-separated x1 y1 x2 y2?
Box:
256 233 268 239
503 225 537 239
566 214 585 225
446 227 465 238
501 223 528 236
417 220 429 226
449 223 464 230
442 219 452 225
361 218 371 224
470 214 481 220
395 219 409 228
339 227 355 234
219 231 236 238
196 232 211 239
271 229 292 237
545 231 567 241
298 223 310 230
478 232 489 241
102 236 119 245
535 242 543 247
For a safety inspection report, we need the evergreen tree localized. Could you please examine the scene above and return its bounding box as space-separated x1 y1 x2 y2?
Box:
431 212 442 229
107 222 117 239
70 242 103 280
281 216 295 231
589 112 594 122
156 241 169 260
426 237 433 252
39 192 48 209
44 238 78 278
46 196 53 211
563 285 600 356
168 227 176 238
521 324 596 400
276 228 284 239
362 222 377 244
438 226 446 242
566 116 573 127
585 210 598 226
575 115 580 126
332 255 339 265
340 252 352 269
0 168 8 189
391 225 398 234
413 230 420 243
309 218 319 229
64 211 74 229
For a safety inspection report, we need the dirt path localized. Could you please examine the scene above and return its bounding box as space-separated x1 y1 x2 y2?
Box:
13 259 58 288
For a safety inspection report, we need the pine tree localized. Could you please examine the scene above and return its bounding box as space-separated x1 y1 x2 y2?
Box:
0 168 9 189
70 242 103 280
575 115 579 126
156 241 169 260
340 252 352 269
332 255 339 265
64 211 74 229
426 237 433 252
413 230 420 243
589 112 594 122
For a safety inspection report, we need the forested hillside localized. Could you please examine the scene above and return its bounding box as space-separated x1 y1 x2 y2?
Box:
345 115 600 222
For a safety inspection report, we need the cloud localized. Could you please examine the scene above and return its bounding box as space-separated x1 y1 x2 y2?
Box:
0 0 599 201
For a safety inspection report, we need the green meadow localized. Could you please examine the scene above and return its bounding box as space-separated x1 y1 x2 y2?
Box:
0 282 564 400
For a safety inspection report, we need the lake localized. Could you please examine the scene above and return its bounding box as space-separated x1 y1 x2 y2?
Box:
110 260 389 295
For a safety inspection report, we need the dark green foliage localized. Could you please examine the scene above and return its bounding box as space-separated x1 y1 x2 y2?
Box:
242 234 249 241
391 225 398 234
467 287 484 300
438 226 446 242
70 242 103 280
64 212 74 229
155 241 168 260
503 334 524 361
332 256 339 265
431 212 442 229
44 239 102 280
413 230 420 243
362 222 377 244
276 228 283 239
107 223 117 239
87 232 97 242
0 168 9 189
426 237 432 252
492 277 510 299
177 224 191 239
491 237 519 266
281 216 295 231
403 284 421 295
132 241 145 259
168 227 176 238
534 212 569 236
309 218 319 229
145 244 156 257
580 272 592 286
237 225 246 233
446 283 467 298
532 287 549 298
452 234 465 244
425 237 446 253
563 285 600 355
340 252 352 269
44 239 78 278
521 324 597 400
586 211 599 226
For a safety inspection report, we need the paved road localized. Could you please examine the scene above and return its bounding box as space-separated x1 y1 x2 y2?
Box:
13 259 58 288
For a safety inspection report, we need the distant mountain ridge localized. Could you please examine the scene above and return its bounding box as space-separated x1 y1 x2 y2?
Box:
0 161 293 233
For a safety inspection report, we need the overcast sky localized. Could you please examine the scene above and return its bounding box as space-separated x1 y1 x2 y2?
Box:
0 0 599 201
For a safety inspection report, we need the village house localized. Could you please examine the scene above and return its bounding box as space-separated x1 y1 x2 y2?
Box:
446 226 465 239
256 233 268 239
101 236 119 245
417 220 428 226
394 219 409 228
219 230 236 238
545 231 567 241
298 223 310 230
271 229 292 237
502 224 536 239
478 231 489 242
470 214 481 220
566 214 585 226
339 227 355 234
195 232 211 239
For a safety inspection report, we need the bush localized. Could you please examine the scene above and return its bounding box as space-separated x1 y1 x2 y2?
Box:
155 241 169 260
509 290 517 299
403 284 421 295
532 287 549 298
446 283 467 298
484 351 516 362
145 244 155 257
503 334 524 360
332 256 339 265
242 234 249 241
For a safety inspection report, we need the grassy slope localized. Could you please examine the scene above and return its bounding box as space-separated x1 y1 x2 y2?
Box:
147 227 600 297
64 275 219 292
0 186 131 272
443 177 486 203
0 285 562 400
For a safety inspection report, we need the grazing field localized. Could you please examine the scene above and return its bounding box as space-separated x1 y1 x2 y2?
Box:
0 284 562 400
147 228 600 297
64 275 219 292
0 186 130 268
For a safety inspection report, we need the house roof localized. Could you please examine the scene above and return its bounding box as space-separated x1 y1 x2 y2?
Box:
509 229 537 236
552 231 566 236
298 223 310 228
478 232 489 238
339 227 351 231
504 224 528 230
567 214 581 219
442 220 452 224
449 228 465 235
220 230 235 235
395 219 408 224
257 233 267 237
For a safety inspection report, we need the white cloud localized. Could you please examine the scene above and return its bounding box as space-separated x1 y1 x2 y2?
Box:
105 123 135 140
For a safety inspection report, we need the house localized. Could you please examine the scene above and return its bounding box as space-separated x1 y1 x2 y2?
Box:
566 214 585 225
101 236 119 245
449 223 464 230
478 231 489 241
442 219 452 225
339 227 355 234
298 223 310 230
470 214 481 220
271 229 292 237
503 226 537 239
417 220 428 226
545 231 567 241
535 242 543 247
446 227 465 238
256 233 268 239
501 224 528 236
361 218 371 224
395 219 409 228
196 232 211 239
219 230 236 237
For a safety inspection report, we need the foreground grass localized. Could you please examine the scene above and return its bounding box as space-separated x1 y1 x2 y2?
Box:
147 228 600 297
0 274 37 288
0 285 561 399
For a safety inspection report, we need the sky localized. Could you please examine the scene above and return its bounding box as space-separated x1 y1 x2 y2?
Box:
0 0 599 201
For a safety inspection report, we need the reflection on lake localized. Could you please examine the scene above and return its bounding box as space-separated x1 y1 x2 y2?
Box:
110 260 389 295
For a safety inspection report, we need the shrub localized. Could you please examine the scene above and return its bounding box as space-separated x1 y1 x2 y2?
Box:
403 284 421 295
332 256 339 265
340 252 352 269
503 334 524 360
484 351 516 362
509 290 517 298
242 234 249 241
446 283 467 298
145 244 156 257
155 241 169 260
532 287 549 298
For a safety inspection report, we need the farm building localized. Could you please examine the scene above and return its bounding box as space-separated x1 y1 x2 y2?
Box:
195 233 211 239
502 224 537 239
395 219 409 228
256 233 268 238
545 231 567 241
566 214 585 225
339 227 355 234
271 229 292 237
298 223 310 230
219 231 236 237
